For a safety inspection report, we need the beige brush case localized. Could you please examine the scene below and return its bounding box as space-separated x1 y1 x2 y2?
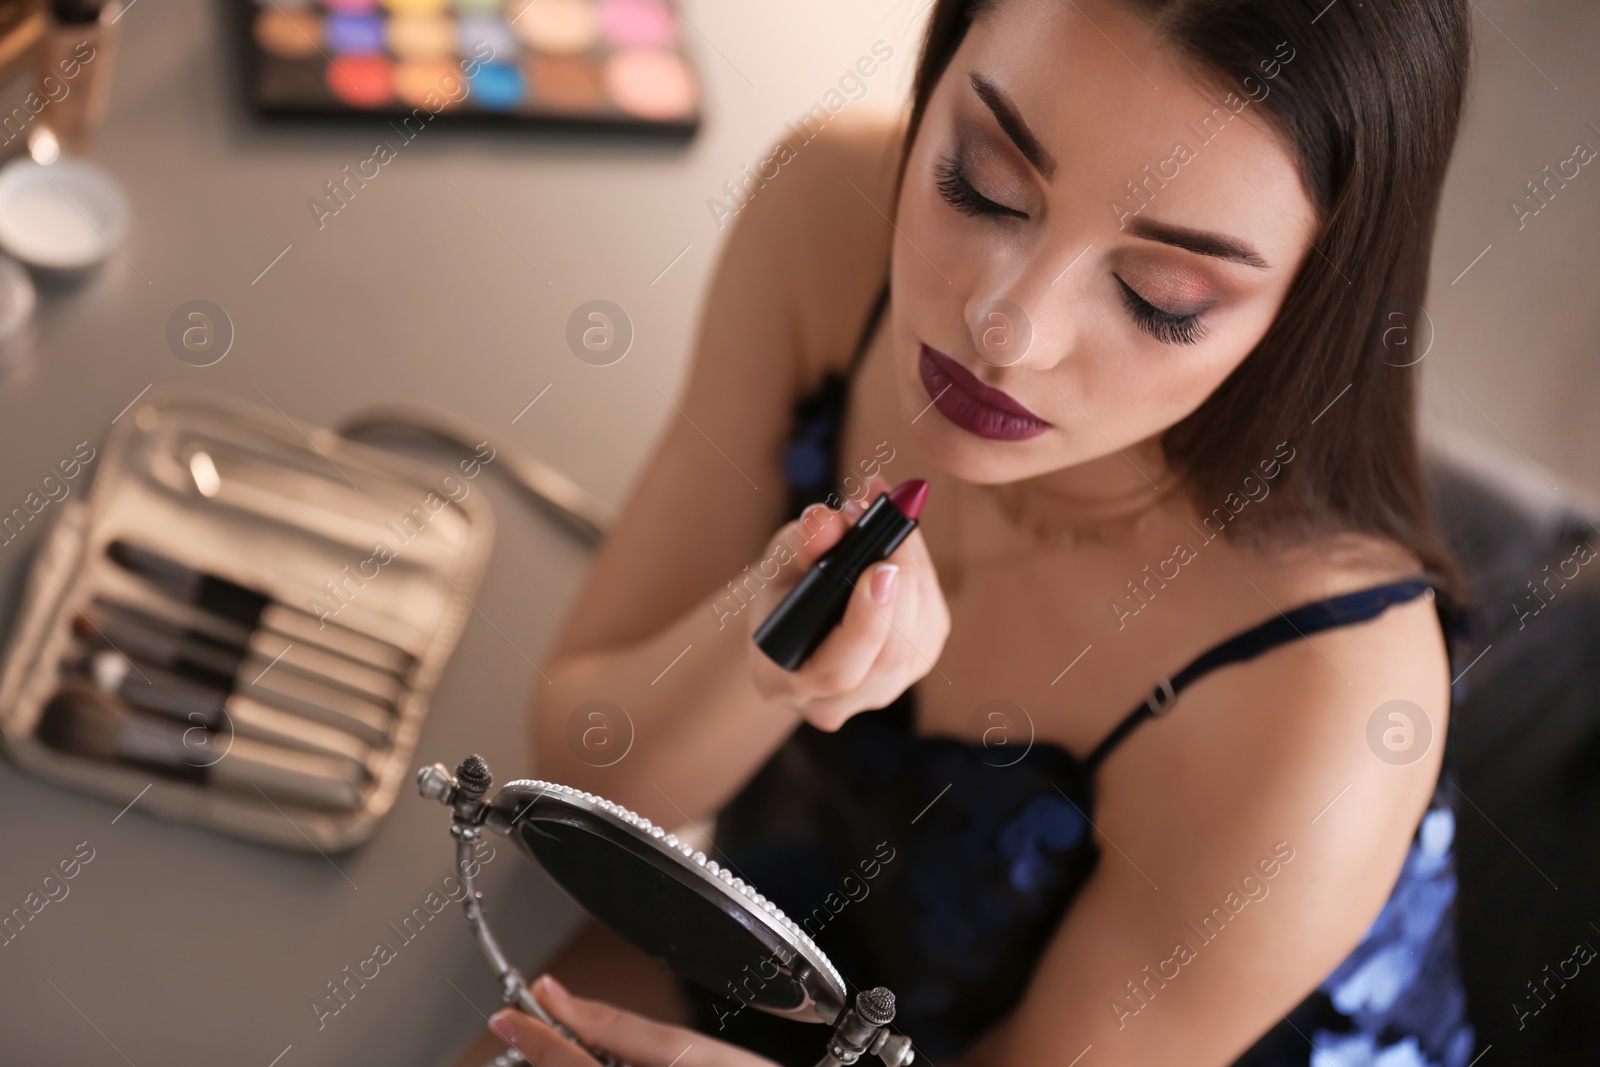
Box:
0 385 495 851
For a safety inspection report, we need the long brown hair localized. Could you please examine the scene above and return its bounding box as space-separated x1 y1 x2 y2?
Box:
890 0 1471 596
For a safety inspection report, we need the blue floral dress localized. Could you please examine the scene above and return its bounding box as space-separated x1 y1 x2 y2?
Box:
676 285 1477 1067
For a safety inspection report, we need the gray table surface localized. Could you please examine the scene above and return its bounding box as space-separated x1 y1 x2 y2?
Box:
0 0 1595 1063
0 0 927 1062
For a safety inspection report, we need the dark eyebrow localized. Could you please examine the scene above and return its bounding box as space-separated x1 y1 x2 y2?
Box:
968 73 1057 181
1125 216 1272 269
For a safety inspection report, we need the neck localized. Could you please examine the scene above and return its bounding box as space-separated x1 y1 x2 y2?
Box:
1012 435 1175 510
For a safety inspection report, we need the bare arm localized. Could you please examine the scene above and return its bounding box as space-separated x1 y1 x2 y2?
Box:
958 596 1451 1067
530 115 921 827
490 597 1452 1067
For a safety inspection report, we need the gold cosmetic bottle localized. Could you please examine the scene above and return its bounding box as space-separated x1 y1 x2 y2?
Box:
31 0 120 156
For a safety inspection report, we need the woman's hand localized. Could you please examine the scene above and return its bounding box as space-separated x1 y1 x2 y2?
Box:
488 974 778 1067
744 476 950 731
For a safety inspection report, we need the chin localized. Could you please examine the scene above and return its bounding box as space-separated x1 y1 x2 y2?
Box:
911 419 1083 484
896 386 1064 486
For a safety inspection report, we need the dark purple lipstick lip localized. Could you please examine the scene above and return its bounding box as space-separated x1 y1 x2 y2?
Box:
918 344 1052 441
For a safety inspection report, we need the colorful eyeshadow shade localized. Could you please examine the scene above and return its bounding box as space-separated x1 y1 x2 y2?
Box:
253 8 321 58
471 62 524 110
387 13 454 58
456 15 516 59
599 0 675 48
603 48 694 119
243 0 699 130
381 0 449 15
326 55 393 106
528 54 604 109
510 0 600 54
394 58 467 107
325 13 385 53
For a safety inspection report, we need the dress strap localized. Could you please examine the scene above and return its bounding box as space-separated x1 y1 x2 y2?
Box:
1081 578 1435 774
780 273 890 517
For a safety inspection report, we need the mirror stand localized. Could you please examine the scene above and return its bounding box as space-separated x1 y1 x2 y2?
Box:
418 755 627 1067
418 755 915 1067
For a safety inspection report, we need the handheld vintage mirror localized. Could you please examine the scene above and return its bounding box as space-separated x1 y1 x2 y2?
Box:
418 755 916 1067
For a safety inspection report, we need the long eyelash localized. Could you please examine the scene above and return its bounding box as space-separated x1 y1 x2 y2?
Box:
934 152 1025 219
1115 277 1207 346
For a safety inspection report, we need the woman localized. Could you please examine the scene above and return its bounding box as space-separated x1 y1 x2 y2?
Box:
472 0 1477 1063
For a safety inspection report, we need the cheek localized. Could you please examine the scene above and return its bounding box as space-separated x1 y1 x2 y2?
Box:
890 124 1287 472
1055 304 1268 457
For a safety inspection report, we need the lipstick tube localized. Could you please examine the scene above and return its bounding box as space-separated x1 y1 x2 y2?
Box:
753 479 927 671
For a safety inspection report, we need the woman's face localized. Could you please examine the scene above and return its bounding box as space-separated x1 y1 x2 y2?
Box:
891 0 1317 487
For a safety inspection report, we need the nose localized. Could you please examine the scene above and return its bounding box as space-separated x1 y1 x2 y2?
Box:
965 245 1087 371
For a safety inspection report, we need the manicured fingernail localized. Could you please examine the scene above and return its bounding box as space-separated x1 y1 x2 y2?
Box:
489 1010 519 1042
870 564 899 605
540 973 570 1002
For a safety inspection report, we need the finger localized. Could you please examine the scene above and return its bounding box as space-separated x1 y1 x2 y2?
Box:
741 507 833 643
886 522 932 574
789 501 851 567
800 566 921 727
890 528 946 623
488 1009 603 1067
877 554 924 677
793 561 898 701
527 975 725 1067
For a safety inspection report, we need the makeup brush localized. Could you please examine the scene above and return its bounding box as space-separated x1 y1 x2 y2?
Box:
36 681 366 811
105 540 413 678
87 597 405 706
74 650 378 778
72 612 394 748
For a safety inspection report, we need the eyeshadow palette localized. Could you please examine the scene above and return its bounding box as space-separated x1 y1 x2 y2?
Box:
239 0 700 135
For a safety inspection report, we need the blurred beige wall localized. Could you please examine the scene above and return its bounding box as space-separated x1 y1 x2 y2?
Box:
1418 1 1600 496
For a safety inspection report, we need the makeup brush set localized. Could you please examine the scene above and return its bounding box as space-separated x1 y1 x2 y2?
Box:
0 386 494 850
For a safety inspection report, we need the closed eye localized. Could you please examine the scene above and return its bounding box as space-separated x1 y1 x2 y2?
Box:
1115 277 1207 346
934 152 1028 221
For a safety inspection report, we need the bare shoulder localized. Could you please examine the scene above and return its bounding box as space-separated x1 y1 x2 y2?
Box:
997 577 1453 1062
1098 531 1451 956
1127 528 1452 817
742 107 903 386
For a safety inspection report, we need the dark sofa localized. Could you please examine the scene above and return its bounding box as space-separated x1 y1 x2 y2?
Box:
1426 429 1600 1063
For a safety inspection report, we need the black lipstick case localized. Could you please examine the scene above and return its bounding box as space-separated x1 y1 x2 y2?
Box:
753 494 918 671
